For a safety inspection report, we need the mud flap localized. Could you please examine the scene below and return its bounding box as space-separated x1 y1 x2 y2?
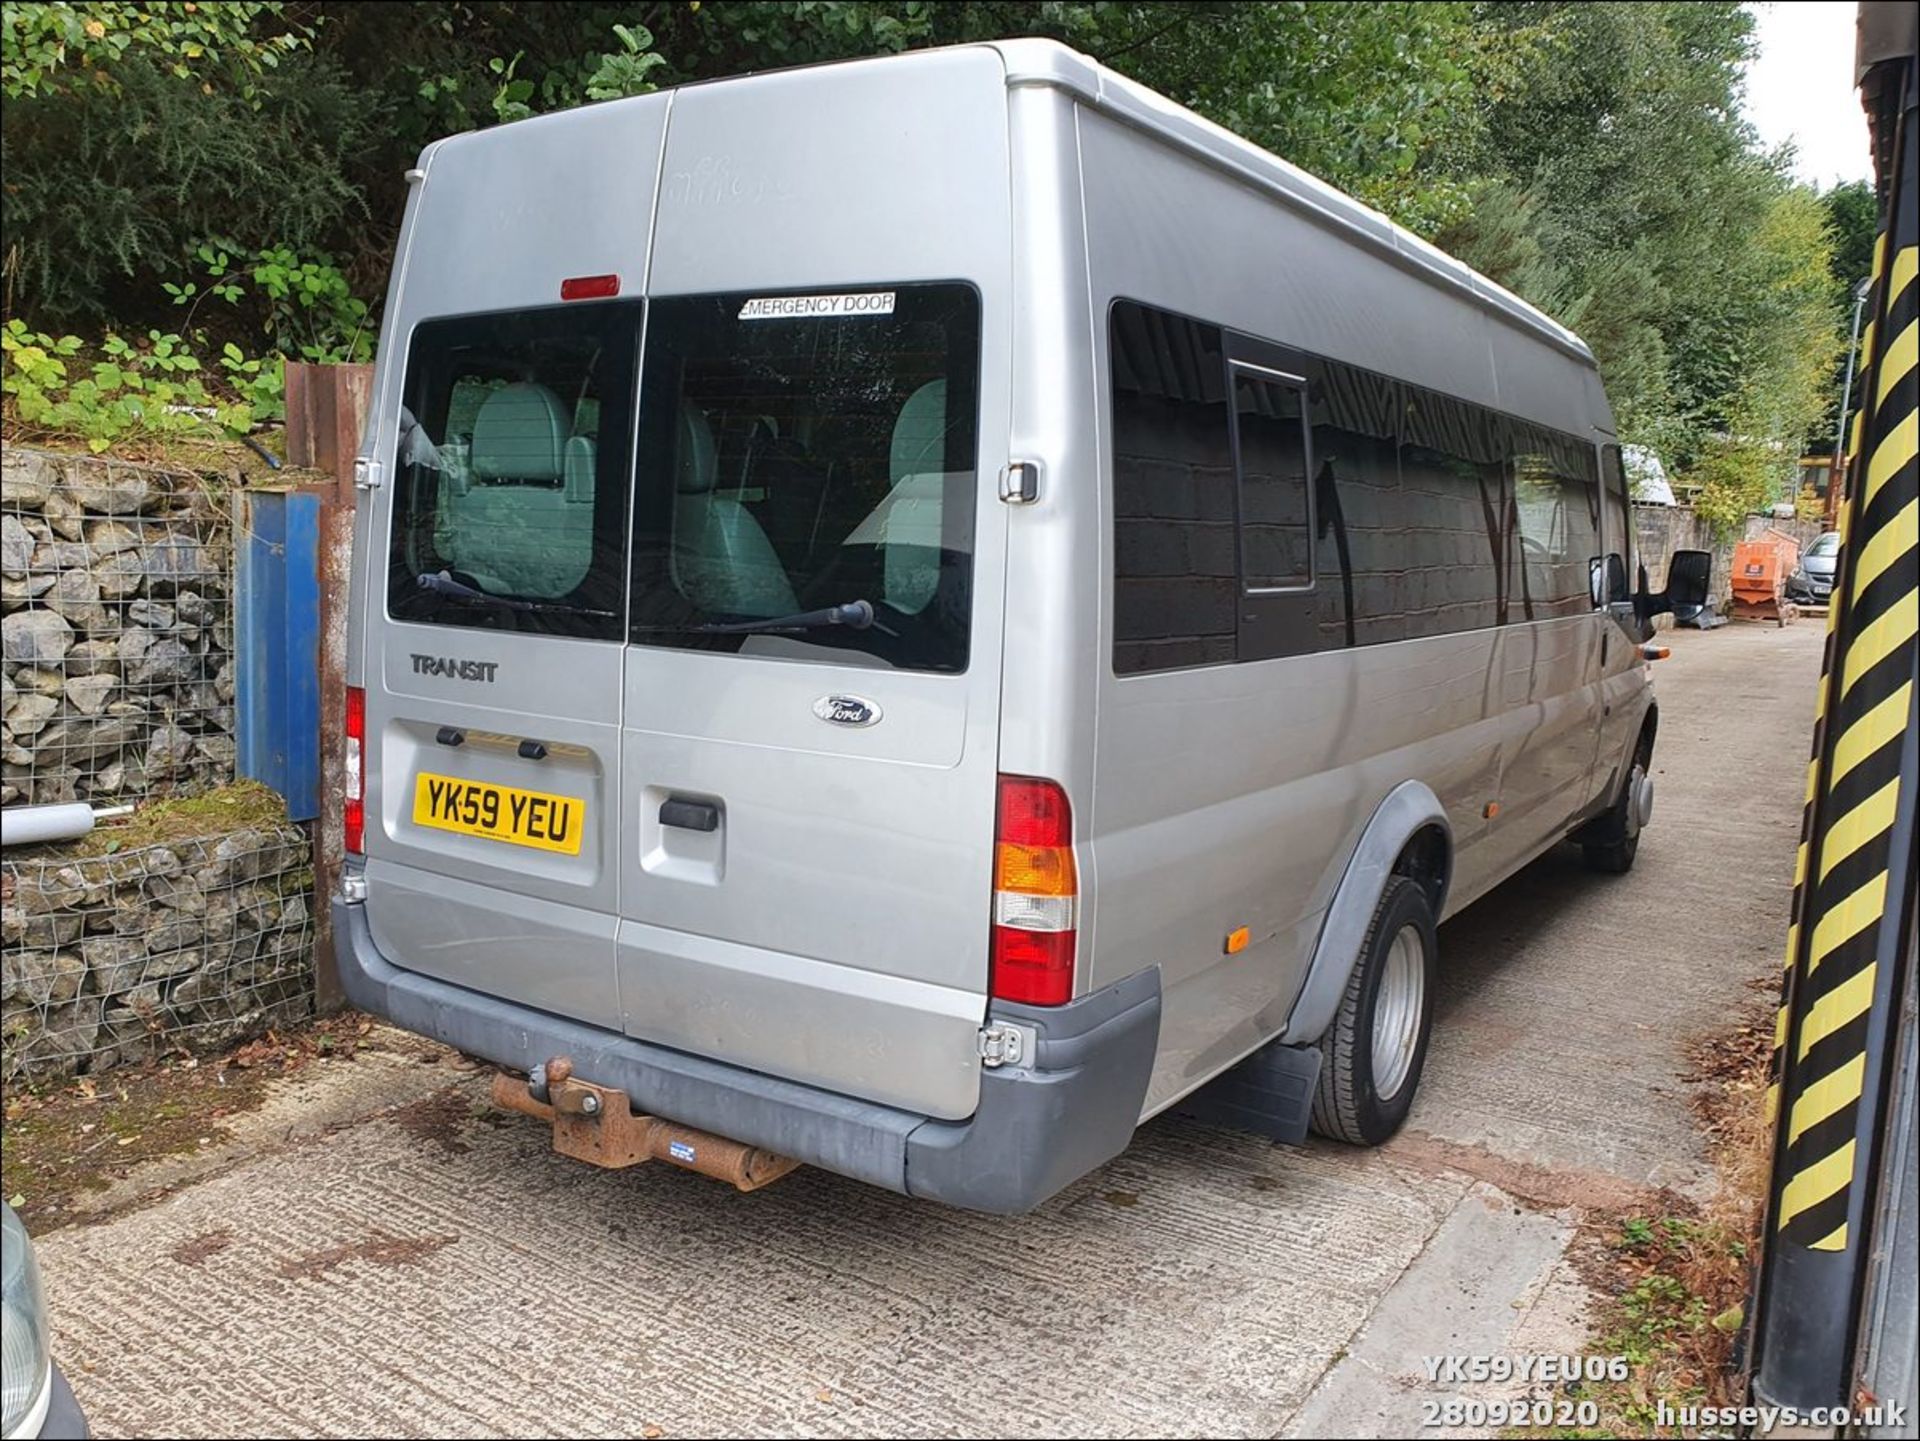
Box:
1172 1039 1323 1145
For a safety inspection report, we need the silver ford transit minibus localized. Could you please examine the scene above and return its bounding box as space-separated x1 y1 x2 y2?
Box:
334 40 1707 1212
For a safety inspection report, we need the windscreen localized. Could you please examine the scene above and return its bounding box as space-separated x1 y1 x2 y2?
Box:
1806 532 1841 558
628 284 981 673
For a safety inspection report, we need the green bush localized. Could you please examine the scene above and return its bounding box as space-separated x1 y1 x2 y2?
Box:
1 51 384 324
164 242 374 365
1 320 250 452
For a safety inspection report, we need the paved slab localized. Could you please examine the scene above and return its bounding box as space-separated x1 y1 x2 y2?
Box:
27 620 1825 1438
1282 1184 1581 1439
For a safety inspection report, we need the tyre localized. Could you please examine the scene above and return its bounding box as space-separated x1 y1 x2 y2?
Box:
1310 874 1438 1145
1582 736 1653 875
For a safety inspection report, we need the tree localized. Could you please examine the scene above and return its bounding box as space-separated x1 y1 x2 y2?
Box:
0 0 1855 499
1435 1 1842 493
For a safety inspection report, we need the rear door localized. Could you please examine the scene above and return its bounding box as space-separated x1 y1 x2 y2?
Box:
615 285 1005 1122
358 97 668 1025
613 51 1014 1122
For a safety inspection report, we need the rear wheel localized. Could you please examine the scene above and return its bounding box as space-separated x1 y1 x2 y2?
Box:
1310 875 1437 1145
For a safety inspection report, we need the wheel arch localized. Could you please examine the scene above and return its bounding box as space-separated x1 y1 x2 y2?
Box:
1282 779 1451 1046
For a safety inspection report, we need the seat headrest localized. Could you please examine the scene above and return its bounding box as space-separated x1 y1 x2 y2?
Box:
890 380 949 486
677 403 719 495
469 383 570 483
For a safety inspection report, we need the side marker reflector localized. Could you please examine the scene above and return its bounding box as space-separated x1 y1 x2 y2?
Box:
560 273 620 301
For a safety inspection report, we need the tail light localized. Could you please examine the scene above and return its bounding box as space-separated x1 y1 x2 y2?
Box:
344 686 365 856
990 775 1077 1006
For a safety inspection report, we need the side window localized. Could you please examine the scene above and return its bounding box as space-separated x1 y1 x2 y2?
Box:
1508 423 1600 619
1397 386 1505 639
1303 356 1402 647
1599 443 1632 602
1232 367 1312 591
1110 302 1237 675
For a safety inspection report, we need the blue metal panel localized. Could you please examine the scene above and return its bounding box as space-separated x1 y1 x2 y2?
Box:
235 489 322 821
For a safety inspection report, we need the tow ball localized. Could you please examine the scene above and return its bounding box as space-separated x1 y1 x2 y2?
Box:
489 1056 800 1192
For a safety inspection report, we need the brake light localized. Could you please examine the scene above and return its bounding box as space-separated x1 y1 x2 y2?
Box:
560 273 620 301
990 775 1077 1005
344 686 365 856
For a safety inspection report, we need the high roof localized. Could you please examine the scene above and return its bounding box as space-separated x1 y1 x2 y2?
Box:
988 38 1596 367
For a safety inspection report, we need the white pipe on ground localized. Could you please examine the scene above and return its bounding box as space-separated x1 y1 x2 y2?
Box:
0 803 135 847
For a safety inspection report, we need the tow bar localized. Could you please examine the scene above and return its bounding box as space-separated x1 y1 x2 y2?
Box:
489 1057 800 1192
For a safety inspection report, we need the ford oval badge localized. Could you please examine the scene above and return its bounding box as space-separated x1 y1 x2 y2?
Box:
814 694 881 727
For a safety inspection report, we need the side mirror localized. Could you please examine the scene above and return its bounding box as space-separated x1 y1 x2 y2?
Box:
1635 549 1714 630
1666 549 1711 612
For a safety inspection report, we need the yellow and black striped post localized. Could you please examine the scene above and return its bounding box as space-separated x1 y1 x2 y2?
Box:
1752 3 1918 1411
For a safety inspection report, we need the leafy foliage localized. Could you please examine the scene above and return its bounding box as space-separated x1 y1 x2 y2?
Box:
1687 435 1788 538
1 1 307 101
2 48 383 321
0 0 1861 504
1 319 250 452
1437 2 1843 479
164 242 374 365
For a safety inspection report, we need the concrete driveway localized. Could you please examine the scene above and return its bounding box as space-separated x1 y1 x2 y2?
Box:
30 621 1823 1439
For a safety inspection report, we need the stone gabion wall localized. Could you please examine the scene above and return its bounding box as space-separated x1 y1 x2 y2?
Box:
2 447 235 807
2 822 314 1081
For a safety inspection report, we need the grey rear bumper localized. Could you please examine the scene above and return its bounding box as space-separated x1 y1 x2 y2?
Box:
331 898 1159 1214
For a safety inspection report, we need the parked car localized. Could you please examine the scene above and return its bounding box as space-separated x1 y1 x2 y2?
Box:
2 1206 87 1441
1786 531 1842 604
333 40 1708 1214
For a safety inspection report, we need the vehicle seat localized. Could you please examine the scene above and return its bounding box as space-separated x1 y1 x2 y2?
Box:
451 382 592 597
564 435 595 505
880 380 952 614
470 382 570 485
673 403 799 617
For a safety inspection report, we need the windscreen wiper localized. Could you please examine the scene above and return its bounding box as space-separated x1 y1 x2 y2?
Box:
632 599 877 635
415 570 616 620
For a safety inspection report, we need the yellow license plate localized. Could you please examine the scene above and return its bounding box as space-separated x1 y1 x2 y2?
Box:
412 772 585 855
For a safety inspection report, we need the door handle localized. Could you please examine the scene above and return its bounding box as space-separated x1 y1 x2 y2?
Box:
659 798 719 833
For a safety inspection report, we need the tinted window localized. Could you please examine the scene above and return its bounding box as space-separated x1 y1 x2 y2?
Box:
1233 369 1312 590
1508 422 1600 619
388 302 639 640
1295 356 1396 646
1111 302 1237 674
1599 444 1632 602
628 284 979 674
1109 303 1605 668
1399 388 1508 636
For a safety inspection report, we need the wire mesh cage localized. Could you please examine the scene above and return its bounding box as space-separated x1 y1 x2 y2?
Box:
5 450 315 1081
3 451 235 808
2 820 315 1081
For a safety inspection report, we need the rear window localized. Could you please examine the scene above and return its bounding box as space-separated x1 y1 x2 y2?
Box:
387 302 640 641
628 283 981 673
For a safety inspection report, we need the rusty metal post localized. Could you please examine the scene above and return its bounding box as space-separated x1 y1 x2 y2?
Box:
284 362 373 1011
